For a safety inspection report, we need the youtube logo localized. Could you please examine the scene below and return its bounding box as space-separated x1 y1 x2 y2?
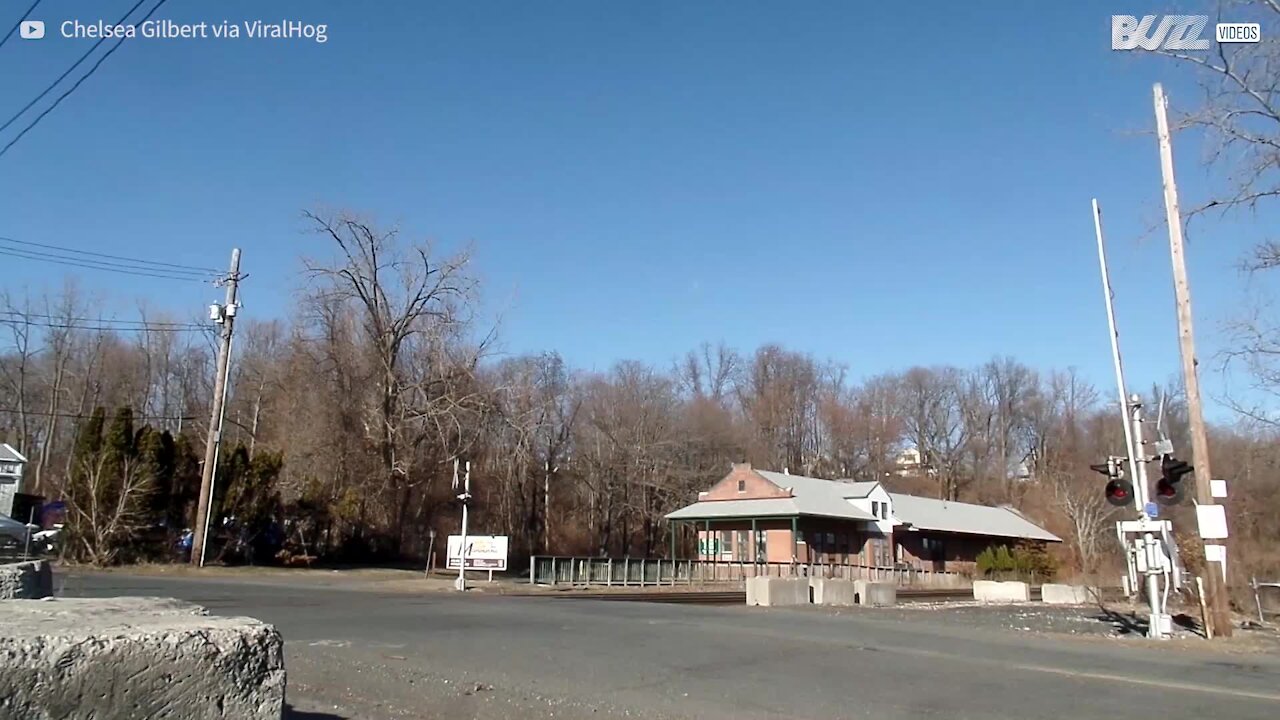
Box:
20 20 45 40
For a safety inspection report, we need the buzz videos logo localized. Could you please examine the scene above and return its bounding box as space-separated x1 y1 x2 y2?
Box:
20 19 45 39
1111 14 1261 51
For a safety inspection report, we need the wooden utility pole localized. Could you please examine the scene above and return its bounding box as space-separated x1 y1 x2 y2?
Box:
1152 83 1232 637
544 460 551 554
191 248 242 567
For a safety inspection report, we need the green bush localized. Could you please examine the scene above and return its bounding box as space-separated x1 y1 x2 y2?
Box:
976 542 1057 580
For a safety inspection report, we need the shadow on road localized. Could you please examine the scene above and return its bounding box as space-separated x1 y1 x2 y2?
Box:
285 704 347 719
1093 605 1147 635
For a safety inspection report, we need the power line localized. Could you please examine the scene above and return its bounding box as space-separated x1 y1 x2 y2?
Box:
0 248 213 282
0 0 43 52
0 238 217 278
0 0 168 160
0 311 204 329
0 319 208 333
0 235 219 274
0 0 147 135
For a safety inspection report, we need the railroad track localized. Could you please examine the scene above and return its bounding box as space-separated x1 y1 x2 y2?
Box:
524 587 979 605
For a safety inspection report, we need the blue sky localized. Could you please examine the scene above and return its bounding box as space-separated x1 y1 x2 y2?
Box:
0 0 1274 421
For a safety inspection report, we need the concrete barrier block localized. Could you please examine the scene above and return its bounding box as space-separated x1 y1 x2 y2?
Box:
810 578 857 606
754 577 809 606
745 576 762 606
854 580 897 607
0 560 52 599
973 580 1030 603
0 597 285 720
1041 583 1094 605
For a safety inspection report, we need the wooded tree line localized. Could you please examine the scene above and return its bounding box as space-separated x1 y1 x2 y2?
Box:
1 210 1277 591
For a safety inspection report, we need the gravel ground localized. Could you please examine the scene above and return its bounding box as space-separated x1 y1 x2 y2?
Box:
815 600 1280 649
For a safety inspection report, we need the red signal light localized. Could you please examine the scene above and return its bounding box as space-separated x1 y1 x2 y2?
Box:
1105 478 1135 507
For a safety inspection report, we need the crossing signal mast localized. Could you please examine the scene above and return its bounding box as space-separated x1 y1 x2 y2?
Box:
1091 200 1182 640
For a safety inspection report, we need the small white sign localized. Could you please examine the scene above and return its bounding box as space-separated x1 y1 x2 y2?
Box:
1195 504 1229 539
446 534 508 570
1209 479 1228 498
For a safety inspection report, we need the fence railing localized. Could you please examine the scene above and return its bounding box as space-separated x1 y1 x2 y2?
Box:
529 556 969 589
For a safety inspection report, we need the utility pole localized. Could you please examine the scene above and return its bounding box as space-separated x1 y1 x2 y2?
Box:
191 248 242 568
1153 83 1232 637
543 460 550 554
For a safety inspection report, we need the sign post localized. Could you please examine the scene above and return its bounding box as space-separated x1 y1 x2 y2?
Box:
453 460 471 591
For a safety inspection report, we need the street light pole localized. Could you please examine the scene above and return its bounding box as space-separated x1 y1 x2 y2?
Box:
455 460 471 592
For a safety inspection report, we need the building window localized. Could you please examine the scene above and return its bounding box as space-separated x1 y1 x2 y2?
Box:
923 537 945 561
755 531 767 561
737 479 746 493
871 501 880 519
735 531 749 561
872 538 892 567
719 530 733 556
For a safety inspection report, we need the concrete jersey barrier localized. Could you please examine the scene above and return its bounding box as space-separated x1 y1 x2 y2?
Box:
746 577 809 606
1040 583 1094 605
810 578 857 606
853 579 897 606
0 597 286 720
972 580 1030 603
0 560 52 599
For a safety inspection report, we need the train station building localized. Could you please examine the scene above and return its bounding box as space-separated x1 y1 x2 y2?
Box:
665 463 1060 575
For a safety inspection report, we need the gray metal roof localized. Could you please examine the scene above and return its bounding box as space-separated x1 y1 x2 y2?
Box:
889 493 1061 542
665 471 877 522
666 498 808 520
831 480 880 498
0 444 26 463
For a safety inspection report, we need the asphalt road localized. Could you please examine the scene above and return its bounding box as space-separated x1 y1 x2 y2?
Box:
61 572 1280 720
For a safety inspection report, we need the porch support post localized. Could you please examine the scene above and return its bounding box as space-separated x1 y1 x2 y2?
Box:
705 519 712 577
791 516 798 570
671 520 678 561
751 517 758 571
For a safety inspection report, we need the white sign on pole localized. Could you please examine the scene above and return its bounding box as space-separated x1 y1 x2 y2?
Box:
1209 479 1228 498
447 534 508 570
1195 505 1230 539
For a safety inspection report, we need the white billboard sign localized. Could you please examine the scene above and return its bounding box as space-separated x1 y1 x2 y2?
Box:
447 534 508 570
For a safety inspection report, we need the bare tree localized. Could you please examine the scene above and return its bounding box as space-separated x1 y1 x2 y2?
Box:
897 366 970 500
302 209 482 552
0 291 37 459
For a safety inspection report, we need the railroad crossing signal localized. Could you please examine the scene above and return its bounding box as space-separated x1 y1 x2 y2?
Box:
1091 458 1134 508
1154 454 1192 506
